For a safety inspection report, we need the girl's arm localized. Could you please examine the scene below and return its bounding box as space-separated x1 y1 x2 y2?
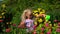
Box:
18 21 26 28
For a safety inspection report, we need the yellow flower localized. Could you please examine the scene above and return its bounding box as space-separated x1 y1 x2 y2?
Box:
34 22 37 25
44 22 46 24
54 24 56 26
7 22 9 24
50 24 52 26
0 16 2 18
33 10 38 13
39 12 43 14
49 21 51 23
38 8 41 11
2 4 6 8
2 12 5 15
42 9 45 13
38 18 43 23
34 13 38 16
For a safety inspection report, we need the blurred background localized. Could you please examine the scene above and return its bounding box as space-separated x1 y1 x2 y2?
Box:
0 0 60 34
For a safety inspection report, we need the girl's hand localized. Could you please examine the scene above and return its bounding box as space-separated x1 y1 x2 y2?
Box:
18 25 21 28
18 21 26 28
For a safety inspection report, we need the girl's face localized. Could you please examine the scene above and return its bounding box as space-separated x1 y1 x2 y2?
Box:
25 12 32 19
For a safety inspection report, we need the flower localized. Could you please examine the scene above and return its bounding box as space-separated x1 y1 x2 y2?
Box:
38 8 41 11
34 22 37 25
41 27 45 31
39 12 43 14
58 22 60 26
42 9 45 13
45 23 49 27
2 12 5 15
49 24 52 27
54 20 58 22
38 18 43 23
6 22 9 24
33 25 37 30
6 28 11 32
56 28 60 32
2 4 6 8
47 31 51 34
47 32 51 34
0 16 2 18
0 20 3 22
12 24 16 26
54 23 56 26
48 21 51 23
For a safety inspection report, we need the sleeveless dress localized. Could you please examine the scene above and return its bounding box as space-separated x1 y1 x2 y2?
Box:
25 19 34 32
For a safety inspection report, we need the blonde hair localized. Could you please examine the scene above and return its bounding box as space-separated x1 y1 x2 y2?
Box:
21 9 32 22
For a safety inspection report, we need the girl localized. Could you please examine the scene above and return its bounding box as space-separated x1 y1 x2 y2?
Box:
18 9 34 33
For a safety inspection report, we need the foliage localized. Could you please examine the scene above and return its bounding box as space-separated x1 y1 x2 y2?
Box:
0 0 60 34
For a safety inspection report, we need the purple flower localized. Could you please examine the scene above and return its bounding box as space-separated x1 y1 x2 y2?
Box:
56 28 60 32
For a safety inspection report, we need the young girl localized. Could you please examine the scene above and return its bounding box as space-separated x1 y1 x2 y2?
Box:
18 9 34 33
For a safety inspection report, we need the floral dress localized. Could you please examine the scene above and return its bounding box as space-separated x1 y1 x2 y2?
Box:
25 19 34 32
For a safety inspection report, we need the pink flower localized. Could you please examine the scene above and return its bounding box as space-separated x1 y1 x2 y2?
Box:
0 20 3 22
56 28 60 32
45 23 49 27
6 28 11 32
33 25 37 30
58 22 60 26
47 31 51 34
41 27 45 31
54 20 58 22
12 24 16 26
